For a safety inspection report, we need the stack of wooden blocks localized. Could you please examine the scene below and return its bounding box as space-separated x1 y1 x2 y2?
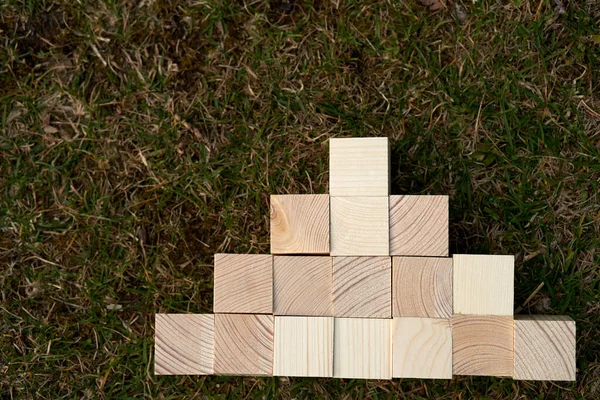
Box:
155 137 576 381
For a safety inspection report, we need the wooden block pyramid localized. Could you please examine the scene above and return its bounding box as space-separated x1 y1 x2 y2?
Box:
155 137 576 381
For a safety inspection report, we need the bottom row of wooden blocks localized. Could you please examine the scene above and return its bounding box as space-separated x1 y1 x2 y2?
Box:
155 314 575 381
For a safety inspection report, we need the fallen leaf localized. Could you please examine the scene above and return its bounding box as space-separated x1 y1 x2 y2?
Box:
420 0 446 11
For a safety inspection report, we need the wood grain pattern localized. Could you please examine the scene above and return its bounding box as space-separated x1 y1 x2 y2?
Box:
270 194 330 254
274 256 333 316
274 316 334 377
389 195 448 256
333 256 391 318
452 315 514 377
453 254 514 316
514 315 576 381
392 317 452 379
393 256 452 318
213 314 274 376
213 254 273 314
154 314 214 375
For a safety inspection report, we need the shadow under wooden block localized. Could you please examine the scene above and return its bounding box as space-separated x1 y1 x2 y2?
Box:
213 314 274 376
514 315 576 381
274 256 333 316
213 254 273 314
453 254 514 316
393 256 452 318
154 314 214 375
452 315 514 377
392 317 452 379
274 316 334 377
270 194 330 254
333 256 391 318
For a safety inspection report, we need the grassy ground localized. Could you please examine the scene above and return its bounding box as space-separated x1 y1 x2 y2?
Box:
1 0 599 398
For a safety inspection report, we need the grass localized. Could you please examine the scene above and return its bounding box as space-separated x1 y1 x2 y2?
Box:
0 0 599 398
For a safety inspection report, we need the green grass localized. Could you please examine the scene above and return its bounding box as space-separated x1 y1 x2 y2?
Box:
1 0 599 398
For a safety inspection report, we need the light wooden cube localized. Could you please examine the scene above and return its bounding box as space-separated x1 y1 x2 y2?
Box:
270 194 330 254
333 256 391 318
213 254 273 314
452 315 514 377
274 316 334 377
514 315 576 381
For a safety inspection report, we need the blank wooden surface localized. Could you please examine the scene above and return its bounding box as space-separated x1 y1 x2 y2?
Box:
274 256 333 316
333 256 391 318
393 257 452 318
330 197 389 256
452 315 514 377
453 254 514 316
270 194 330 254
514 315 576 381
392 317 452 379
274 316 334 377
334 318 392 379
155 314 214 375
389 195 448 257
213 314 274 376
213 254 273 314
329 137 389 197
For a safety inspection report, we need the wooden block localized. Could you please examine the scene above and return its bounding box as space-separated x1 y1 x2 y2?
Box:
452 315 514 377
274 256 332 316
270 194 330 254
329 137 390 197
453 254 514 316
514 315 576 381
333 256 391 318
213 254 272 314
330 197 389 256
333 318 392 379
213 314 274 376
154 314 214 375
393 256 452 318
274 316 334 377
389 195 448 256
392 317 452 379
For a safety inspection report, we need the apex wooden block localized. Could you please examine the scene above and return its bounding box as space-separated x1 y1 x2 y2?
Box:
274 316 334 377
333 318 392 379
330 197 389 256
392 318 452 379
389 195 448 256
213 254 273 314
213 314 274 376
274 256 333 316
453 254 514 316
452 315 514 377
329 137 390 197
514 315 576 381
393 257 452 318
154 314 214 375
270 194 330 254
333 256 391 318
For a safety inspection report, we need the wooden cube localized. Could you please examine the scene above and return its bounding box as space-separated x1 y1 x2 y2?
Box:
330 197 389 256
270 194 330 254
333 256 391 318
274 316 334 377
392 318 452 379
393 257 452 318
154 314 214 375
329 137 390 197
452 315 514 377
213 314 274 376
213 254 273 314
514 315 576 381
453 254 514 316
389 195 448 256
274 256 332 316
